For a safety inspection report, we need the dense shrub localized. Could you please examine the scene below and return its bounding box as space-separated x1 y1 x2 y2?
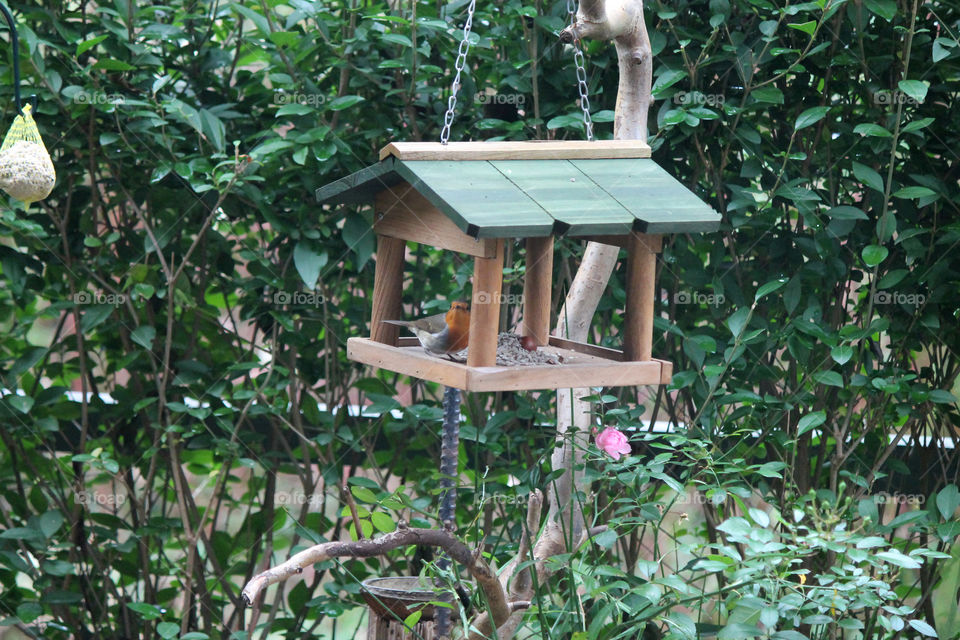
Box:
0 0 957 638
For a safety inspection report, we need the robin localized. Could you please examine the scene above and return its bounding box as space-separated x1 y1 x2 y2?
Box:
383 301 471 357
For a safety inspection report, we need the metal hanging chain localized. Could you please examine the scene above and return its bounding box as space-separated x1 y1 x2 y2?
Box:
566 0 594 141
439 0 478 145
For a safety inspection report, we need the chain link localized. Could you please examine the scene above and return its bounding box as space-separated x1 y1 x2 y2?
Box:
566 0 594 141
440 0 477 145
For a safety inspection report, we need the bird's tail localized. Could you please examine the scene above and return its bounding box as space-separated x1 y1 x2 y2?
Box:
381 319 411 327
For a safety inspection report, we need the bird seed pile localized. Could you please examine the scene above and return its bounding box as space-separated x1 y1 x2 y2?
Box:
453 333 561 366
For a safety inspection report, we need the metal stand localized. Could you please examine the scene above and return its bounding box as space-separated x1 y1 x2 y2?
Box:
435 385 461 639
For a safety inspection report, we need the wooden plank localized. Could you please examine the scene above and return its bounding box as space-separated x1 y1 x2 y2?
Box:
579 235 628 248
316 158 399 205
465 360 664 392
468 239 505 367
654 358 674 385
380 140 652 161
347 338 671 391
348 338 469 389
491 160 635 236
622 234 661 361
374 181 498 258
522 236 554 346
570 159 721 233
548 336 624 361
396 161 555 238
369 234 406 346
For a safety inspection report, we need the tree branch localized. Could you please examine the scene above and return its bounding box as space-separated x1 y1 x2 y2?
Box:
241 525 510 635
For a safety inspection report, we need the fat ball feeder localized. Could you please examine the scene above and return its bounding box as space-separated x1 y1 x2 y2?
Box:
0 1 54 204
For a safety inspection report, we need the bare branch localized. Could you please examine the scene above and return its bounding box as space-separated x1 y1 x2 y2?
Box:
241 526 510 635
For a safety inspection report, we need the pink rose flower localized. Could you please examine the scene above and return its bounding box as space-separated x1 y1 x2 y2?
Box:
595 427 631 460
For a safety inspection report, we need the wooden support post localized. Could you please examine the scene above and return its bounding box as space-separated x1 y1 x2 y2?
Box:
522 236 554 346
623 234 662 361
370 234 406 345
468 239 505 367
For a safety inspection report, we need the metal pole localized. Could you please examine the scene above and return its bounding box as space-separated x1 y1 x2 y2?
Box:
0 1 21 115
435 385 461 639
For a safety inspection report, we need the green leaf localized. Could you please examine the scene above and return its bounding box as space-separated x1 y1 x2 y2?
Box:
80 304 115 332
787 20 817 36
855 536 887 549
726 307 751 337
127 602 165 620
382 33 413 47
93 59 136 71
902 117 935 133
131 326 156 350
852 162 884 192
39 510 64 538
898 80 929 104
862 245 889 267
863 0 896 19
157 622 179 639
0 526 42 540
814 371 844 387
350 486 378 504
794 106 829 130
853 123 892 137
933 37 954 63
908 620 938 638
748 507 770 527
719 623 762 639
937 485 960 520
755 278 787 301
327 95 365 111
7 394 34 414
831 345 854 365
876 549 922 569
592 528 618 548
403 610 423 630
827 205 868 220
651 69 686 95
268 31 300 47
16 602 43 623
370 511 396 533
797 411 826 436
929 390 957 404
77 34 109 56
293 242 327 289
892 186 936 199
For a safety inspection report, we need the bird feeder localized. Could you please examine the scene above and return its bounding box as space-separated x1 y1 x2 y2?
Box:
316 141 719 392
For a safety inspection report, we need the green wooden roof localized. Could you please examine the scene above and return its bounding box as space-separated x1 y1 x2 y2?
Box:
316 156 720 238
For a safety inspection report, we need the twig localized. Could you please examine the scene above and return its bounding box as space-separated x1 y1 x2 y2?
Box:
342 483 366 540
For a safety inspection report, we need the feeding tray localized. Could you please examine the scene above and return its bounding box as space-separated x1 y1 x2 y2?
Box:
317 141 720 392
